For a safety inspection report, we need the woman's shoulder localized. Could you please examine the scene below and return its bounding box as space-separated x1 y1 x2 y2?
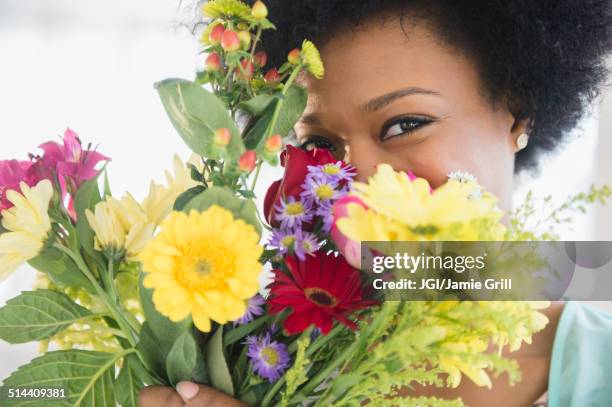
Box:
548 302 612 407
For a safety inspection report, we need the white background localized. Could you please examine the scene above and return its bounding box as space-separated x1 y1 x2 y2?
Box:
1 0 611 379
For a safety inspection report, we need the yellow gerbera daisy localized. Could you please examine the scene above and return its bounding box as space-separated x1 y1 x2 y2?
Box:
203 0 254 22
0 180 53 280
139 206 263 332
301 39 324 79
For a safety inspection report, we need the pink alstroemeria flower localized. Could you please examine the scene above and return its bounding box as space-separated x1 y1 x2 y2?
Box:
0 160 41 212
36 128 109 218
330 195 368 269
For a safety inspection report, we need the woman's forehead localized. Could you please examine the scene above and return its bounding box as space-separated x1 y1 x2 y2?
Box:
298 21 481 116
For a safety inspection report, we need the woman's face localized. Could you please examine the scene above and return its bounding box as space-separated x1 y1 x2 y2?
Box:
295 17 526 210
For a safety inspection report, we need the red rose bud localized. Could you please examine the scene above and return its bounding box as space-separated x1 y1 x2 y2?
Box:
209 24 225 45
205 52 222 71
253 51 268 67
251 1 268 19
265 134 282 153
234 59 254 81
238 30 251 50
221 30 240 52
238 150 257 172
213 128 231 147
264 68 281 84
288 48 301 65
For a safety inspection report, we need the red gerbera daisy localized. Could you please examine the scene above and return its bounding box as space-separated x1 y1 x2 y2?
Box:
267 251 375 335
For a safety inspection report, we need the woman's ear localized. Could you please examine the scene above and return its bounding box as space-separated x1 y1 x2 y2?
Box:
510 118 531 152
506 95 532 152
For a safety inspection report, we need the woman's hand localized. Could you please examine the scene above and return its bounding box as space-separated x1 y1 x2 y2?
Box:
138 382 248 407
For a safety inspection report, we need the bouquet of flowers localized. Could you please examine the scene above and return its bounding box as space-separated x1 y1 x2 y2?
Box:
1 1 610 406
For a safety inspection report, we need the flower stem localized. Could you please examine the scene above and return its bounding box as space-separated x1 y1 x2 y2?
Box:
299 341 358 400
53 243 138 347
250 161 263 192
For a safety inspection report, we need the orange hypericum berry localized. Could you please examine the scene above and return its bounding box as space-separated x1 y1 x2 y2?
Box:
264 68 281 85
221 30 240 52
253 51 268 67
209 24 225 45
234 59 254 81
238 150 257 172
238 30 251 50
288 48 301 65
251 1 268 19
205 52 222 71
264 134 283 153
213 128 232 147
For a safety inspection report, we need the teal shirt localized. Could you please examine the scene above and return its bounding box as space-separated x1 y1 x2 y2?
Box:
548 301 612 407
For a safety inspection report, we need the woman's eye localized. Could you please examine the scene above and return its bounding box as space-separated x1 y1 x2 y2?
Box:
381 117 433 141
299 137 337 152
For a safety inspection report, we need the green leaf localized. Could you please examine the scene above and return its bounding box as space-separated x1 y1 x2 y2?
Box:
1 349 118 406
0 290 93 344
272 85 307 138
241 86 307 160
204 326 234 396
103 170 112 198
28 247 95 293
173 185 206 211
329 373 361 398
136 322 169 384
243 97 281 151
115 359 143 407
138 273 191 352
166 331 206 386
238 94 274 116
74 176 105 270
156 78 244 160
224 315 271 346
182 186 262 236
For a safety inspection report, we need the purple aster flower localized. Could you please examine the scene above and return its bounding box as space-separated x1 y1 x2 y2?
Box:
268 228 321 261
274 196 313 229
234 295 266 325
300 176 342 206
267 228 299 255
306 162 356 183
315 200 336 233
293 229 322 261
246 332 291 382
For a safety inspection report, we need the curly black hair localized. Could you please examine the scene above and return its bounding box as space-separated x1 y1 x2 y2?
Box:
246 0 612 171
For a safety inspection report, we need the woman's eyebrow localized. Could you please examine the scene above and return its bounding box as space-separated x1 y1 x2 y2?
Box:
299 113 322 125
362 87 441 112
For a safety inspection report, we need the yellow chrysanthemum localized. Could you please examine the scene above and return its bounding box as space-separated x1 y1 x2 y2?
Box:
203 0 254 22
86 155 200 258
337 164 504 241
0 180 53 280
301 39 324 79
139 206 263 332
142 154 200 226
86 194 155 257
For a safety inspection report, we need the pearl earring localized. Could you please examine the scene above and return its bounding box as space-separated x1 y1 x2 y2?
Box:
516 133 529 151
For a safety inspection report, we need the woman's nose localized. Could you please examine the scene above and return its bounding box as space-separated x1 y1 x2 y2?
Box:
343 140 385 182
